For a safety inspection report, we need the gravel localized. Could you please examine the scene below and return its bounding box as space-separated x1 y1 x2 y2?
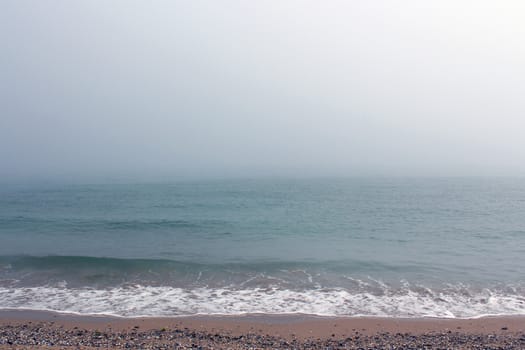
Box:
1 322 525 349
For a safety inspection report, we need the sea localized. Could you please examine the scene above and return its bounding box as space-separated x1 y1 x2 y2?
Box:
1 178 524 318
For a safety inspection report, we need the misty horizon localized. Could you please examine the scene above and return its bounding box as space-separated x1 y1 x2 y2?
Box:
2 1 525 183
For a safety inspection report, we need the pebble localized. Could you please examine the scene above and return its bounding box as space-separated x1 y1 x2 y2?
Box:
1 322 524 349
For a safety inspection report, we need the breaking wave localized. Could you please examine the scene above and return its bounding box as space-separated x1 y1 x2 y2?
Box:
1 284 524 318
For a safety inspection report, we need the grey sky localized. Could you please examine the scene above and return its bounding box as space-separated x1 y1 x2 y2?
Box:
1 1 525 181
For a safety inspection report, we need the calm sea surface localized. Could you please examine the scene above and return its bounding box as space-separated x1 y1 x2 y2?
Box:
1 178 524 317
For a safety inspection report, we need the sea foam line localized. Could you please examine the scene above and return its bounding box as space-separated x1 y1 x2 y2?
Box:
1 286 525 318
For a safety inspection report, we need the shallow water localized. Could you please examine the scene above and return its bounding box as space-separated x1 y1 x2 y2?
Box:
1 178 524 317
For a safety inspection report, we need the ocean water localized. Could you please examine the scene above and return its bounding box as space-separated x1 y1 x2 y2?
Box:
1 178 524 318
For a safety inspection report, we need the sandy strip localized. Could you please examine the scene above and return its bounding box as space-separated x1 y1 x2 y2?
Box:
1 310 525 349
1 310 524 338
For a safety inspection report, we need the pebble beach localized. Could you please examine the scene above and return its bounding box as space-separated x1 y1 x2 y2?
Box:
1 311 525 349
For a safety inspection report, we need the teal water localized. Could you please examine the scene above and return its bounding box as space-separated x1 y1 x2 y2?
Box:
1 178 524 317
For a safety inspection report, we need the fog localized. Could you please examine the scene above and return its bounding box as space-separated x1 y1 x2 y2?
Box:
2 1 525 182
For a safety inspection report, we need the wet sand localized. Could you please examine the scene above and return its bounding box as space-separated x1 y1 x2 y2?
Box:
1 310 525 349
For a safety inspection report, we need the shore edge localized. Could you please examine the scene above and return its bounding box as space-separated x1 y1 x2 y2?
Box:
2 310 525 349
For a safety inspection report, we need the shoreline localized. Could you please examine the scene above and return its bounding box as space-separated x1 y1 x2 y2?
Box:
2 310 525 349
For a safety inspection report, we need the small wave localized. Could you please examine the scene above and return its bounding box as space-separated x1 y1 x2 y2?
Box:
103 219 202 231
0 255 477 291
0 255 315 272
0 255 400 273
0 255 189 271
0 285 524 318
0 216 222 232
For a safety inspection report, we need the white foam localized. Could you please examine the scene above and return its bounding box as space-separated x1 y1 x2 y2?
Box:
1 284 525 318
